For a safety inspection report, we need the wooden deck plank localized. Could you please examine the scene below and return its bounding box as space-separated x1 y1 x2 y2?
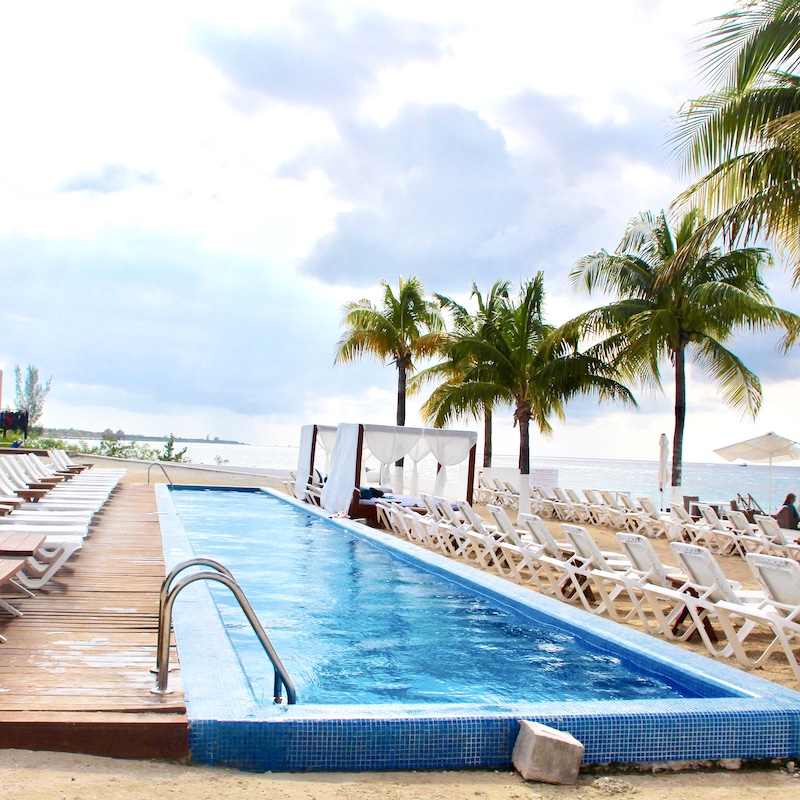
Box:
0 482 189 759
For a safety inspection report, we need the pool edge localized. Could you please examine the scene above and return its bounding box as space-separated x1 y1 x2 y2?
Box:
156 485 800 771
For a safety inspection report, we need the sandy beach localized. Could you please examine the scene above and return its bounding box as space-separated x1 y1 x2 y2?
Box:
3 456 799 799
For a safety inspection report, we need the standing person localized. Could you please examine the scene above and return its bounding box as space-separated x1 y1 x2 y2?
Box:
776 493 800 530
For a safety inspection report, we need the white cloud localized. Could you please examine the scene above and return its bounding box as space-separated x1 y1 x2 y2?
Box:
3 0 797 468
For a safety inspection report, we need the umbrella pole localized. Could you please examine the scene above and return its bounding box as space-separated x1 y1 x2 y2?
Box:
769 457 773 513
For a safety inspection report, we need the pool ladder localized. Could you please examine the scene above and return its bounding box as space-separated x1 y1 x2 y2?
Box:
151 557 297 704
147 462 174 486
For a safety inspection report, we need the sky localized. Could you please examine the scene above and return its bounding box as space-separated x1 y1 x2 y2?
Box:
2 0 800 466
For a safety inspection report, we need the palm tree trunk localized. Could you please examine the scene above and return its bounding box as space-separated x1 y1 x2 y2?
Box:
672 341 687 489
483 409 492 468
396 364 407 427
514 399 532 475
517 416 530 475
396 363 407 468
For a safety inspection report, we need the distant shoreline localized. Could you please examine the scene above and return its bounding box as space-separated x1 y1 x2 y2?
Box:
43 429 247 446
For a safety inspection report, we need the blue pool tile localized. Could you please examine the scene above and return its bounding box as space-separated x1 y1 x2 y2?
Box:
158 485 800 772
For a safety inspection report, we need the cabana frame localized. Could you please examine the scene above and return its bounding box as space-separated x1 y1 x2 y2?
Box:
300 423 477 526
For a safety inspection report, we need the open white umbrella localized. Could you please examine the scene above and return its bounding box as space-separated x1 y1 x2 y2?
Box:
657 433 669 511
713 431 800 512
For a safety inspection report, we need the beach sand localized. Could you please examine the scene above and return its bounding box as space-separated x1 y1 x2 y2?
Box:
5 456 799 799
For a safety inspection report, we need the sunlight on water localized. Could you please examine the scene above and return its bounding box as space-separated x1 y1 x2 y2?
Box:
170 489 725 707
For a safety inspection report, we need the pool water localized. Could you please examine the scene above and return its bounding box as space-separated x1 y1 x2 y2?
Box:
170 489 718 707
158 486 800 771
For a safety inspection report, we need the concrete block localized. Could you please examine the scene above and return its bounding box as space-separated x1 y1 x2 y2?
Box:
512 720 584 785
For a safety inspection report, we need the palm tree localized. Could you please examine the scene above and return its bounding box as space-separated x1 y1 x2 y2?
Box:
419 274 635 475
412 280 511 467
334 276 446 428
673 0 800 281
568 208 795 488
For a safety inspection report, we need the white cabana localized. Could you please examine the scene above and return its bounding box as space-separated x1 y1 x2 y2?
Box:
317 423 478 521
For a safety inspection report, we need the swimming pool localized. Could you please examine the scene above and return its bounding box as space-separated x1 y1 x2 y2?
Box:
156 485 800 771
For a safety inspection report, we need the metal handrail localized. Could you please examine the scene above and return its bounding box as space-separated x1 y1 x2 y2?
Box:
151 558 296 703
153 557 235 658
147 462 174 487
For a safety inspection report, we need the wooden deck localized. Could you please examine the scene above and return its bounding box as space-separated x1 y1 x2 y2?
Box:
0 483 189 759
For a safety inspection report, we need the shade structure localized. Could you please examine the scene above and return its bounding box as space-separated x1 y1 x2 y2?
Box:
713 432 800 511
658 433 669 510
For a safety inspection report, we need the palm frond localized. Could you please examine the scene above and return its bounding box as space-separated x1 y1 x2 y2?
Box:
690 336 763 419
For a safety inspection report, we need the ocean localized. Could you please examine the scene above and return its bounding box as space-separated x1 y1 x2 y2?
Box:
137 440 800 515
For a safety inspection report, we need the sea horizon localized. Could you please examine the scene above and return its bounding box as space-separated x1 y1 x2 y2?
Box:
104 439 800 516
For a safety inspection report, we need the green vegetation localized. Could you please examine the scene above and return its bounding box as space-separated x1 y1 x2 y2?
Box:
566 208 797 488
77 436 161 461
674 0 800 284
13 364 51 427
75 433 190 462
160 434 188 462
335 4 800 481
335 276 447 428
416 275 635 475
0 433 69 450
418 280 512 468
42 428 242 444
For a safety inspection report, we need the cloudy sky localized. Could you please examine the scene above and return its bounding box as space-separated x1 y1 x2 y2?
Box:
2 0 799 464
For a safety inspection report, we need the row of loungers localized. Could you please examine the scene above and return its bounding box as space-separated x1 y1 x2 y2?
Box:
0 450 126 641
375 493 800 685
531 487 800 560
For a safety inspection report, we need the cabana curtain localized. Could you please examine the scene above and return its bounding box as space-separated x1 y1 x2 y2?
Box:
315 425 338 474
407 439 431 495
426 430 477 496
364 426 424 492
294 425 315 500
321 423 362 515
294 424 338 499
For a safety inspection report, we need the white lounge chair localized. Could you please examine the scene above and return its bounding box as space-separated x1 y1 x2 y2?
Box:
616 493 654 536
753 515 800 559
665 542 776 668
598 491 629 530
564 489 593 524
611 533 690 634
744 553 800 681
637 496 680 540
551 488 578 522
559 523 633 616
725 509 773 555
582 489 613 527
696 503 748 557
453 499 497 535
0 557 32 639
531 487 559 520
418 493 444 521
15 534 84 589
